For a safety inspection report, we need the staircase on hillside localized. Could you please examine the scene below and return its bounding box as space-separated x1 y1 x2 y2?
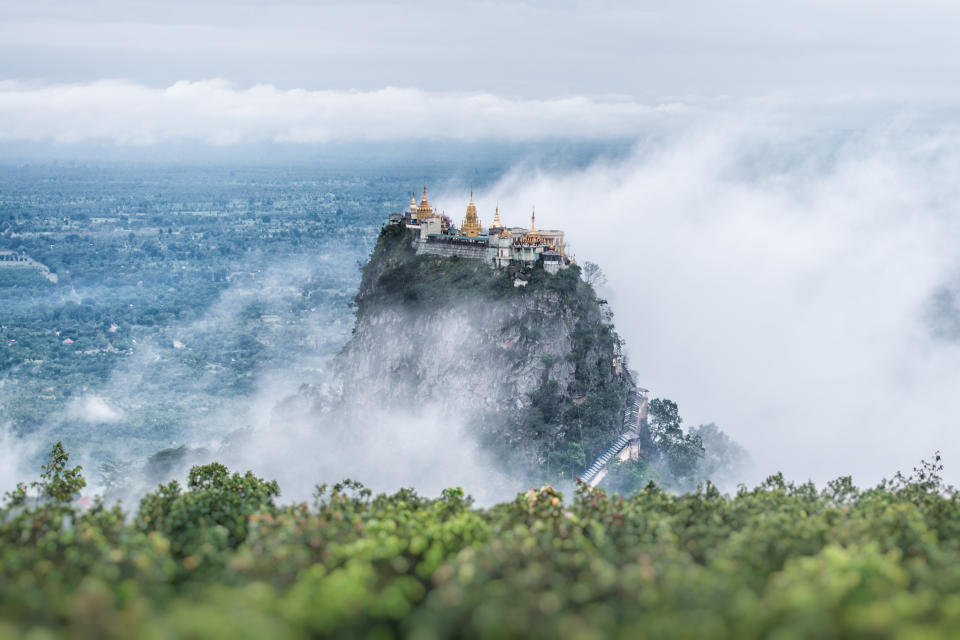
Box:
578 391 648 487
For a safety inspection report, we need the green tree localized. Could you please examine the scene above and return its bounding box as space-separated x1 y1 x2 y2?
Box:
37 441 87 503
648 398 705 488
136 462 280 574
5 441 86 507
690 422 751 484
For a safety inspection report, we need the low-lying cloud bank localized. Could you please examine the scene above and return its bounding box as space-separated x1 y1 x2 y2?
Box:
3 79 938 148
0 80 694 145
477 124 960 488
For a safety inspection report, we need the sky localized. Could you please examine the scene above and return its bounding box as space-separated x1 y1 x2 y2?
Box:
1 0 959 99
5 0 960 489
3 0 960 146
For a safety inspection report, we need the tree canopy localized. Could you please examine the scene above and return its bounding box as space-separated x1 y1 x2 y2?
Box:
2 444 960 638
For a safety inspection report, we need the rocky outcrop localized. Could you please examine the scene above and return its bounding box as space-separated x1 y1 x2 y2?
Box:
332 224 634 482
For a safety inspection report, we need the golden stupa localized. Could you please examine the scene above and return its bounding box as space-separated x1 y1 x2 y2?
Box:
461 191 482 237
417 185 437 220
489 205 504 231
523 208 544 245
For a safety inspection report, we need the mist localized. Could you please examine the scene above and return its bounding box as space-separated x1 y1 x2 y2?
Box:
2 239 517 505
67 396 124 424
468 123 960 487
7 114 960 502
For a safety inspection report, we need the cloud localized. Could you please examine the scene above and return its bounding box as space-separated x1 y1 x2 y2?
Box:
67 396 125 423
475 123 960 487
2 78 957 151
222 401 515 506
0 425 42 493
0 80 691 146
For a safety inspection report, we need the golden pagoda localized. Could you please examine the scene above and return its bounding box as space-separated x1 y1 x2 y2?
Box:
417 185 437 220
523 208 544 245
461 191 482 237
489 205 504 231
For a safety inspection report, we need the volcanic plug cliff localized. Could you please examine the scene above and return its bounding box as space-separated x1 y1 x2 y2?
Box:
333 223 634 482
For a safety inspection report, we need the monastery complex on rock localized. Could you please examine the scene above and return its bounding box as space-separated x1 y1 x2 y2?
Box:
388 187 572 274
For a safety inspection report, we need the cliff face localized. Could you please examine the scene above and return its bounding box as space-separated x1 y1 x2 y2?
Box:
334 224 633 482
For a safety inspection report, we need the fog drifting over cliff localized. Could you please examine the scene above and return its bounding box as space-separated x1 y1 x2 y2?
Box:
472 123 960 487
5 115 960 499
218 118 960 495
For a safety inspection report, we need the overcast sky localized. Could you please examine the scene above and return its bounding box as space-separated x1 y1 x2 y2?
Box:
3 0 959 98
3 0 960 146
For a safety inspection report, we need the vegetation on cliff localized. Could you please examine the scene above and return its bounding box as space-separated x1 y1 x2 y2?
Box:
354 223 515 311
4 444 960 638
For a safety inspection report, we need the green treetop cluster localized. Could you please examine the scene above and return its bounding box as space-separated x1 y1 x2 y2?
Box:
3 444 960 638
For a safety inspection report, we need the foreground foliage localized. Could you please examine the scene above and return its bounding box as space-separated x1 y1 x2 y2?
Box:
3 445 960 639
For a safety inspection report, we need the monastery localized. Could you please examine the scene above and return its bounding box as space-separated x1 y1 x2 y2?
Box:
388 187 571 274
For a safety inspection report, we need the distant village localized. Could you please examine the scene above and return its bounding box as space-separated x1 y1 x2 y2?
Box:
389 187 572 274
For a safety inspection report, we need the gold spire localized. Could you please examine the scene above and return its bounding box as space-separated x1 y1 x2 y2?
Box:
523 206 544 245
461 191 482 238
417 184 437 219
490 205 503 230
